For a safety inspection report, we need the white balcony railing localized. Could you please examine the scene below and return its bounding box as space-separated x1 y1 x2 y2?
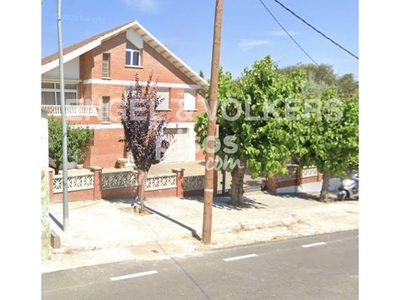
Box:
42 105 100 116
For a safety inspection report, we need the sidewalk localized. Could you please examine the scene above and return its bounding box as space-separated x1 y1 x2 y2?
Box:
42 191 359 273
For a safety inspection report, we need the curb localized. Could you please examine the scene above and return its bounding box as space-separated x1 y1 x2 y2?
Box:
50 230 61 249
48 217 301 255
214 217 299 234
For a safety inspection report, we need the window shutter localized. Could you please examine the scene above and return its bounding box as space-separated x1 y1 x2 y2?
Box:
183 90 196 110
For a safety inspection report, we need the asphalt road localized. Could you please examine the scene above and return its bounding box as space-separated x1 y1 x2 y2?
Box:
42 230 358 300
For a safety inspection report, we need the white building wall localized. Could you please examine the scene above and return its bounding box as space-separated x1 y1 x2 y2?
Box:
43 57 80 80
165 122 196 162
126 29 144 48
276 178 340 194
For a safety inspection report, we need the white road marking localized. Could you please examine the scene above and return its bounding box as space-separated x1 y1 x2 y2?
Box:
223 254 258 262
301 242 327 248
110 270 158 281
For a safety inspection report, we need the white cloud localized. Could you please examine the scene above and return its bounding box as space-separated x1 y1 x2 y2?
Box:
267 30 298 37
239 39 270 50
122 0 159 13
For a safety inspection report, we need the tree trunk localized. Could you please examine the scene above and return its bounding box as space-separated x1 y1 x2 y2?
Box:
228 157 246 206
319 172 331 202
138 170 148 213
55 162 61 175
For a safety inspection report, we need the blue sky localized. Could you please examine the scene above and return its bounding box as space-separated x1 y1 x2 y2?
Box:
41 0 359 80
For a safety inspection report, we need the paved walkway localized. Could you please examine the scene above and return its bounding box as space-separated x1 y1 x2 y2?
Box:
42 190 358 273
149 160 206 176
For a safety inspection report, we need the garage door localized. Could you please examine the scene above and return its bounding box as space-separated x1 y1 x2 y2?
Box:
163 128 188 163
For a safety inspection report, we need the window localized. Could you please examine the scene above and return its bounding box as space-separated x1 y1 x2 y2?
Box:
41 82 77 105
123 86 137 103
102 96 110 123
125 40 140 67
102 53 110 78
156 89 170 110
183 90 196 110
123 86 168 111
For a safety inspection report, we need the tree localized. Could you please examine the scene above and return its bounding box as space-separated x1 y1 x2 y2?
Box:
48 117 64 174
292 81 359 202
195 57 358 204
199 70 205 79
195 68 243 203
69 125 94 165
195 56 305 205
119 74 172 213
279 63 337 87
48 117 94 174
279 63 359 99
337 73 358 98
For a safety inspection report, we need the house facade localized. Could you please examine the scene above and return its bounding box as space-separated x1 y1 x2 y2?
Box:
42 21 208 169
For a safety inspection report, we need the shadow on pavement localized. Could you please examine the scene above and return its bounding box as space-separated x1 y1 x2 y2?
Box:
263 191 358 202
144 205 202 241
105 198 202 241
104 198 135 205
49 213 63 231
268 192 322 201
186 195 268 211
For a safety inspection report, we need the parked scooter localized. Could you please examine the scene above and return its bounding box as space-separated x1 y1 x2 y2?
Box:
337 172 359 200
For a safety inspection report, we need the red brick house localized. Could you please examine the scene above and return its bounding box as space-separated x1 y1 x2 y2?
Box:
42 20 208 168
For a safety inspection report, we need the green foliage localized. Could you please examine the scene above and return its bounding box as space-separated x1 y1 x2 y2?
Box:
337 73 359 98
68 124 94 163
194 67 239 161
279 63 338 87
279 63 359 98
48 117 63 168
279 64 359 181
195 56 306 178
292 84 359 177
301 77 330 98
48 117 94 172
195 56 359 202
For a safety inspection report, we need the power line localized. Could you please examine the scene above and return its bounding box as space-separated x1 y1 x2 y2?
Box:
257 0 319 65
271 0 359 60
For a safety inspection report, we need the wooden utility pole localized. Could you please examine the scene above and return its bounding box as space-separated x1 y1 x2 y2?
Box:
202 0 223 244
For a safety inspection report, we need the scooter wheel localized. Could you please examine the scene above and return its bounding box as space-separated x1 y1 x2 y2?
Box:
337 191 346 201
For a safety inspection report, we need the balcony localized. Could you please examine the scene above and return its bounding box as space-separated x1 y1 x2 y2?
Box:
42 105 99 116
